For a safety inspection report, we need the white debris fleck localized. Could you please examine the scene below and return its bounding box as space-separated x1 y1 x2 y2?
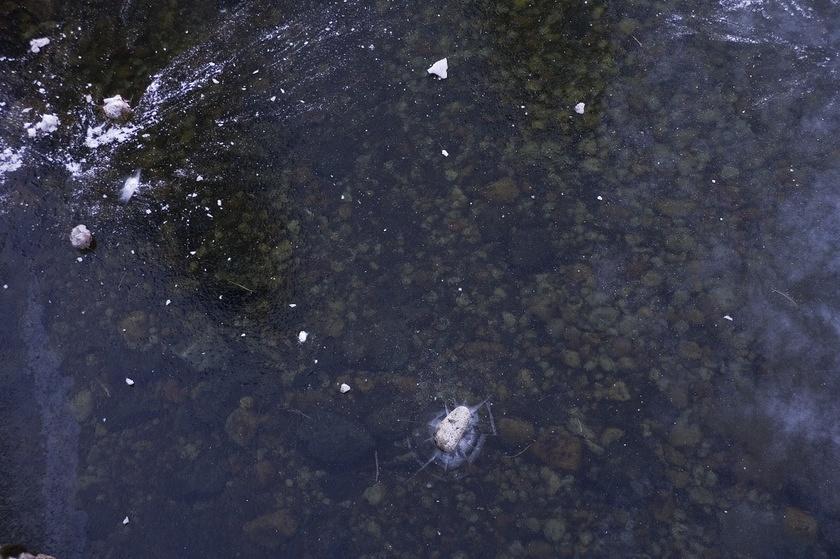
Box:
70 224 93 249
165 299 171 306
298 330 309 343
29 37 50 53
596 195 603 201
119 170 142 203
2 285 7 289
289 303 297 308
122 516 130 525
427 58 448 79
441 149 449 157
723 315 733 321
574 102 586 114
125 377 135 386
102 95 132 120
339 383 351 394
270 96 276 102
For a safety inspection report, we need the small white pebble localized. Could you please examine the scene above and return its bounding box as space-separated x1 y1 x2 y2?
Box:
298 330 309 343
339 383 351 394
723 315 733 321
574 102 585 114
125 378 135 386
597 195 603 201
3 284 8 289
122 516 130 525
441 149 449 157
289 303 297 308
165 299 171 306
76 256 83 262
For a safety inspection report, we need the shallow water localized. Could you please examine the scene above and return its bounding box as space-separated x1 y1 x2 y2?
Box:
2 0 840 556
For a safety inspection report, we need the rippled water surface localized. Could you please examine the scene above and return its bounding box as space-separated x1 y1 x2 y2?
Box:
2 0 840 556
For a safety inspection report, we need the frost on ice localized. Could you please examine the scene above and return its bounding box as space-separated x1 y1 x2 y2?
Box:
427 58 448 79
29 37 50 53
120 170 142 203
0 148 23 177
85 123 137 149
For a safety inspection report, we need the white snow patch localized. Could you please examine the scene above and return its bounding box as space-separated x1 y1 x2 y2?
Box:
25 113 60 137
0 148 23 178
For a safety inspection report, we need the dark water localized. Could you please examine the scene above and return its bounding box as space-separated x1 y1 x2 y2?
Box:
1 0 840 556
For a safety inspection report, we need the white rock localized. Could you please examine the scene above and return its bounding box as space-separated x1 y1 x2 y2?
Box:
427 58 448 79
723 315 733 321
574 102 585 114
339 383 351 394
122 516 130 525
434 405 472 453
69 224 93 250
102 95 132 120
120 170 142 203
29 37 50 53
125 377 135 386
297 330 309 343
441 149 449 157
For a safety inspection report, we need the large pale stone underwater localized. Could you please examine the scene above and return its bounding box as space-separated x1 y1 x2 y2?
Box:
2 0 840 556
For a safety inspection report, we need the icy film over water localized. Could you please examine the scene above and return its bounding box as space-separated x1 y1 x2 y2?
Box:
2 0 840 557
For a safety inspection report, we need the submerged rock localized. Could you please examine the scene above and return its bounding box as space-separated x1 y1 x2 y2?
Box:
298 410 373 467
243 510 298 549
531 427 582 471
69 224 93 250
508 227 555 272
225 399 261 447
498 416 535 447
